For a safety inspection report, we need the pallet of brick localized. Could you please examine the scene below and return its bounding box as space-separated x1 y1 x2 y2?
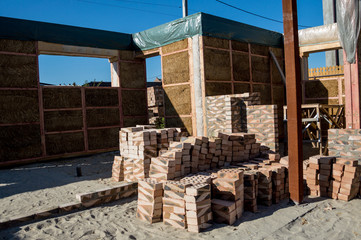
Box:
229 133 245 164
257 167 273 206
213 168 244 219
149 156 176 181
243 170 258 212
306 156 321 197
137 178 163 223
185 183 212 232
336 158 361 201
112 156 124 182
211 199 237 225
318 156 335 197
163 181 191 229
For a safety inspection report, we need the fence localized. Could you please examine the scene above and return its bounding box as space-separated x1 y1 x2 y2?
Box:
309 65 344 78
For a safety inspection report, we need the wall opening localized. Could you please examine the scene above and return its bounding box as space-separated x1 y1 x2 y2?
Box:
39 55 111 86
145 55 163 125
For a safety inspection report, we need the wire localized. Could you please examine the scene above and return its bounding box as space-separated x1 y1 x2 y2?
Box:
113 0 181 9
78 0 179 17
215 0 311 28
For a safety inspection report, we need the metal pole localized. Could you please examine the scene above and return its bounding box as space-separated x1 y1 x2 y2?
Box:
182 0 188 17
282 0 304 204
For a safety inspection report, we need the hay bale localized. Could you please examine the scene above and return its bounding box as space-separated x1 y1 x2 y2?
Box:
205 82 232 96
251 56 270 83
163 51 190 85
120 61 146 89
164 85 191 116
0 55 37 88
204 48 231 81
44 110 83 132
0 125 42 161
253 84 272 104
85 88 119 107
251 44 269 56
0 90 39 124
0 39 36 54
203 36 229 49
86 108 120 128
123 117 148 127
271 57 284 85
234 83 251 94
165 116 193 135
162 39 188 54
232 52 250 82
43 88 82 109
46 132 84 155
305 80 339 98
122 90 147 116
231 40 249 52
88 127 119 150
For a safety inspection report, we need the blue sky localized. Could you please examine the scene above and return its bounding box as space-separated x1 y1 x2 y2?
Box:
0 0 325 85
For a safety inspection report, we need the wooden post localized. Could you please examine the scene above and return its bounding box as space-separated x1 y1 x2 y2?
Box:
343 50 360 129
282 0 304 204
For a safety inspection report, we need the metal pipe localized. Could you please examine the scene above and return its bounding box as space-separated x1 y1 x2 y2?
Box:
269 50 286 85
182 0 188 17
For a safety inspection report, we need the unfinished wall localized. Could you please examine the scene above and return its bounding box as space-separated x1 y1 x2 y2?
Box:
0 39 42 162
328 129 361 158
205 93 279 152
160 39 194 135
0 40 148 166
201 36 285 138
303 77 345 105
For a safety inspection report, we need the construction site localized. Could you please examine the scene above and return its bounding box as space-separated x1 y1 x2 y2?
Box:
1 0 361 239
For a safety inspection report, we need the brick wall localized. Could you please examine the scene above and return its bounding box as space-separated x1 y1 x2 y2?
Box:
206 92 279 152
328 129 361 159
247 105 279 152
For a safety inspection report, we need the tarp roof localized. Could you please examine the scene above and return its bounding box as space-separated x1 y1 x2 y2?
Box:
0 12 283 51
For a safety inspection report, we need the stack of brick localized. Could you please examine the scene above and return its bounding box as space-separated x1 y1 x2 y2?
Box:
212 169 244 224
118 127 158 182
198 137 210 171
149 156 176 181
183 137 202 173
180 172 212 185
206 92 261 137
209 137 222 169
163 181 190 229
112 156 124 182
257 167 273 206
155 129 171 151
243 170 258 212
168 141 192 179
305 156 320 197
318 156 334 197
185 183 213 232
270 165 286 204
218 133 233 165
246 105 279 152
332 158 360 201
137 178 163 223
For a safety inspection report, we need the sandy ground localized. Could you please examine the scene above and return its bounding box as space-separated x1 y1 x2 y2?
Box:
1 150 361 239
1 196 360 240
0 151 117 220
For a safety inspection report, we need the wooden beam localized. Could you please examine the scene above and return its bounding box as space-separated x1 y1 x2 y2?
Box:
282 0 304 204
135 48 160 58
299 41 342 56
38 41 118 58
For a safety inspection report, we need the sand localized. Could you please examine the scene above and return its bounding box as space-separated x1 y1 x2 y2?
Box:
0 152 117 220
1 152 361 239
